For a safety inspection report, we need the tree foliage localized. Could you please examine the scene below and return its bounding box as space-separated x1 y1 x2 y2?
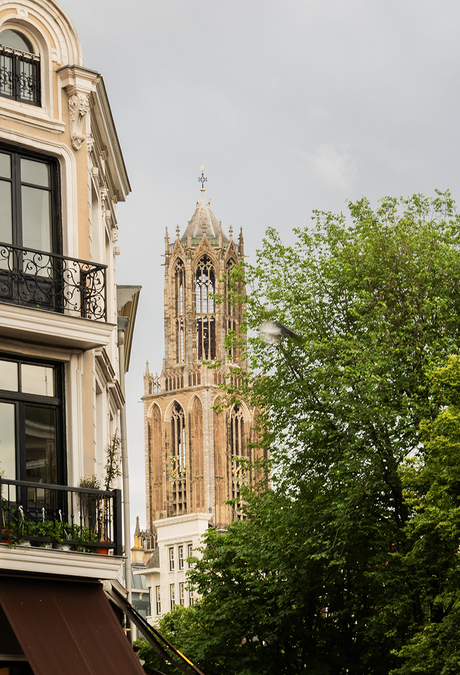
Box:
191 192 460 674
392 356 460 674
135 606 210 675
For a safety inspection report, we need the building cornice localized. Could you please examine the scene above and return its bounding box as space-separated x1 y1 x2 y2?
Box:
0 545 124 580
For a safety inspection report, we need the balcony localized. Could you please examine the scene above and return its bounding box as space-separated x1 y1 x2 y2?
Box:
0 243 114 350
0 242 107 319
0 478 122 555
0 44 41 106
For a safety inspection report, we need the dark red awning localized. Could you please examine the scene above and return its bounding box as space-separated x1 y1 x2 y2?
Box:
0 576 144 675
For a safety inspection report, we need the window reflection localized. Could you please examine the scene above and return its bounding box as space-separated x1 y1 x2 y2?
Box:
25 405 56 485
0 359 18 391
21 364 54 397
0 401 16 478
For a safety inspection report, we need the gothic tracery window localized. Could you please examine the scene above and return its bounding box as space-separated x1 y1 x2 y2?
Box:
230 404 246 461
175 259 185 363
195 255 216 360
170 401 186 515
226 258 237 361
230 405 247 513
170 402 186 478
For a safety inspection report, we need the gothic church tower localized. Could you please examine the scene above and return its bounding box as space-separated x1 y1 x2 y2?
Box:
143 176 261 539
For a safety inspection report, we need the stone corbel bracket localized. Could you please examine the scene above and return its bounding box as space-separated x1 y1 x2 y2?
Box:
57 65 101 152
68 93 90 150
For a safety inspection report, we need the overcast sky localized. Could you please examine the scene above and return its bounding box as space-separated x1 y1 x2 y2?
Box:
59 0 460 535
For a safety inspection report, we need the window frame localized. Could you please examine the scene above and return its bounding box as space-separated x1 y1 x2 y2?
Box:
0 143 61 254
0 33 41 106
0 353 66 487
195 255 216 361
155 585 161 615
169 546 175 572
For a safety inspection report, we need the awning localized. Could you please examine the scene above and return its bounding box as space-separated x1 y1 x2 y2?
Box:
0 575 145 675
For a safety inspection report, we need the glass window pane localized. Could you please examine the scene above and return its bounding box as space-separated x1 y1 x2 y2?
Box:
21 186 51 251
25 405 56 485
0 181 12 244
0 360 18 391
21 364 54 397
0 153 11 179
21 159 50 188
0 30 34 53
0 401 16 479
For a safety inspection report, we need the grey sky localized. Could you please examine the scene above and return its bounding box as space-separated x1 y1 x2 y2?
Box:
59 0 460 532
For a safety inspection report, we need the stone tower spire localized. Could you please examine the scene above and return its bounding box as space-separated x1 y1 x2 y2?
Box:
142 178 263 536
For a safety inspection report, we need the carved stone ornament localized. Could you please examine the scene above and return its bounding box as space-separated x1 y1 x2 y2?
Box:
87 134 95 154
68 93 90 151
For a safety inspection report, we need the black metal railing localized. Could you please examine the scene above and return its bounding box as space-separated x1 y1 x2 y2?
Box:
0 478 122 555
0 242 107 320
0 44 40 105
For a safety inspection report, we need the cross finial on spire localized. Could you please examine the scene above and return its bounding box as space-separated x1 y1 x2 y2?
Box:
198 166 207 192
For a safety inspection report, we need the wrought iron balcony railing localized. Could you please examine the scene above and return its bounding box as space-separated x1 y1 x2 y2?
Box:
0 44 40 106
0 478 122 555
0 242 107 320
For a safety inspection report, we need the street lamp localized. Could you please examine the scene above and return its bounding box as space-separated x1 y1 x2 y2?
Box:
258 320 304 380
259 320 302 344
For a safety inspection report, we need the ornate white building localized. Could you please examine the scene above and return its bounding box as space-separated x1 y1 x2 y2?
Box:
0 2 144 673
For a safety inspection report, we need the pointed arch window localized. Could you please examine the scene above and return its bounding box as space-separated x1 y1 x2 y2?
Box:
175 259 185 317
175 259 185 363
230 405 246 460
230 405 248 511
196 255 215 360
170 402 186 480
0 30 40 106
226 258 236 317
226 258 238 361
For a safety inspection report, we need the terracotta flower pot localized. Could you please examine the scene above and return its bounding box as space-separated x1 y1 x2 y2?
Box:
1 529 12 544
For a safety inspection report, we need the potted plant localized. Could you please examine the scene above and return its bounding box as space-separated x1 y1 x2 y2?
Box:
0 468 12 544
98 431 121 554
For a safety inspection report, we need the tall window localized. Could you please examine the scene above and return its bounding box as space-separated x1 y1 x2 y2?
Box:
0 147 59 253
226 259 236 317
196 255 216 360
155 586 161 615
175 259 185 363
178 545 184 570
230 405 246 459
226 259 239 361
170 403 186 479
0 355 65 492
0 30 40 106
230 405 247 506
169 547 175 571
170 584 175 610
179 582 185 606
170 402 187 516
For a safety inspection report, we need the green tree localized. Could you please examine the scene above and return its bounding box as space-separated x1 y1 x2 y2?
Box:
190 192 460 674
391 356 460 674
135 605 211 675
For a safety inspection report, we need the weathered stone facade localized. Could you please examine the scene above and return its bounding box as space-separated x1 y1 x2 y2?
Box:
143 188 263 535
